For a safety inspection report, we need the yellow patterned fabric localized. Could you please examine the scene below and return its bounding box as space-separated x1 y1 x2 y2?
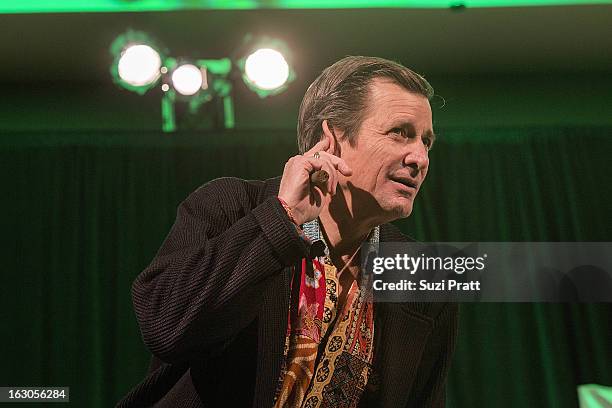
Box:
274 260 375 408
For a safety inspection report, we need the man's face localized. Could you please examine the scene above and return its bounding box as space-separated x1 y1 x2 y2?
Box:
337 78 434 222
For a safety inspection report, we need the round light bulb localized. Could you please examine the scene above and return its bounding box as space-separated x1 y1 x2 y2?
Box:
117 44 161 86
244 48 289 90
171 64 203 96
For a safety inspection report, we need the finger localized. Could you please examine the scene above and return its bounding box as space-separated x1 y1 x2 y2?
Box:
321 158 337 195
305 155 341 195
310 185 325 207
330 161 338 195
313 151 352 176
330 167 339 195
304 137 330 157
301 156 325 176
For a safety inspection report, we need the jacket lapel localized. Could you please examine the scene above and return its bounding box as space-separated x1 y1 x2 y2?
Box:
368 225 435 407
253 268 292 408
371 302 434 407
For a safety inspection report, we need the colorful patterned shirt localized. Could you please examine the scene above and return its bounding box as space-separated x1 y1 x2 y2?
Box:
273 219 380 408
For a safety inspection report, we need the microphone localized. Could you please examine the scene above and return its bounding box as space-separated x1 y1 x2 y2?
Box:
309 240 327 258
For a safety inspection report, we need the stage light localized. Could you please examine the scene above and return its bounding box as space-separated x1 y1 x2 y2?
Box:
244 48 290 91
237 36 296 98
110 30 296 132
171 63 204 96
110 30 166 95
117 45 161 86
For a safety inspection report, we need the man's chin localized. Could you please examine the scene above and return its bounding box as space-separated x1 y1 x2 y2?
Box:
396 207 413 219
386 201 414 220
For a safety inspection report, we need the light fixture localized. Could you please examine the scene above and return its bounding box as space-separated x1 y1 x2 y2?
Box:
237 35 296 98
244 48 290 91
110 30 166 95
110 31 296 132
117 44 161 87
171 63 205 96
159 58 232 132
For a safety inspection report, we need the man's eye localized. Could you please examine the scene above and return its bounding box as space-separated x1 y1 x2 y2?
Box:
390 128 406 137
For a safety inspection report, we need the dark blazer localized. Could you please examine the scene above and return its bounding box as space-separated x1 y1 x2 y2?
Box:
117 176 458 408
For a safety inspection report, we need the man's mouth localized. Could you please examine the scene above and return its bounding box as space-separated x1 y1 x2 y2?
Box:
390 176 419 191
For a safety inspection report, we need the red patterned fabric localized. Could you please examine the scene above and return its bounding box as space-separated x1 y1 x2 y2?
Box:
274 249 375 408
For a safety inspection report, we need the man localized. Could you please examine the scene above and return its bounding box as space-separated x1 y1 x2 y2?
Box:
117 56 458 407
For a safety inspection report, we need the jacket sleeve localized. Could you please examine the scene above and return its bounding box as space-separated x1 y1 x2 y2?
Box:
132 177 309 364
406 302 459 408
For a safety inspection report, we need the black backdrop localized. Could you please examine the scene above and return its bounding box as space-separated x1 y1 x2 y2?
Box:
2 127 611 407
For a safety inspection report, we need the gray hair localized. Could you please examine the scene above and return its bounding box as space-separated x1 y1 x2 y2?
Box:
297 56 434 154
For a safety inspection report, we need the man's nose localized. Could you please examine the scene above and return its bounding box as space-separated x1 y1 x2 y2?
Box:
402 142 429 176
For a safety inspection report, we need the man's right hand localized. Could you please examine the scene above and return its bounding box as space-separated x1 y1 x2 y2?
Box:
278 138 352 226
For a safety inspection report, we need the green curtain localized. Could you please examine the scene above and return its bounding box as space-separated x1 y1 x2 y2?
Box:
1 127 610 407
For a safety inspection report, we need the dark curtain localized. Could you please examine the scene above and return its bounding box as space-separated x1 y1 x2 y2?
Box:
1 127 610 407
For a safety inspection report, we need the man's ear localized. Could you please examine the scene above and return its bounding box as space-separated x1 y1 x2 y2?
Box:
322 119 340 156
